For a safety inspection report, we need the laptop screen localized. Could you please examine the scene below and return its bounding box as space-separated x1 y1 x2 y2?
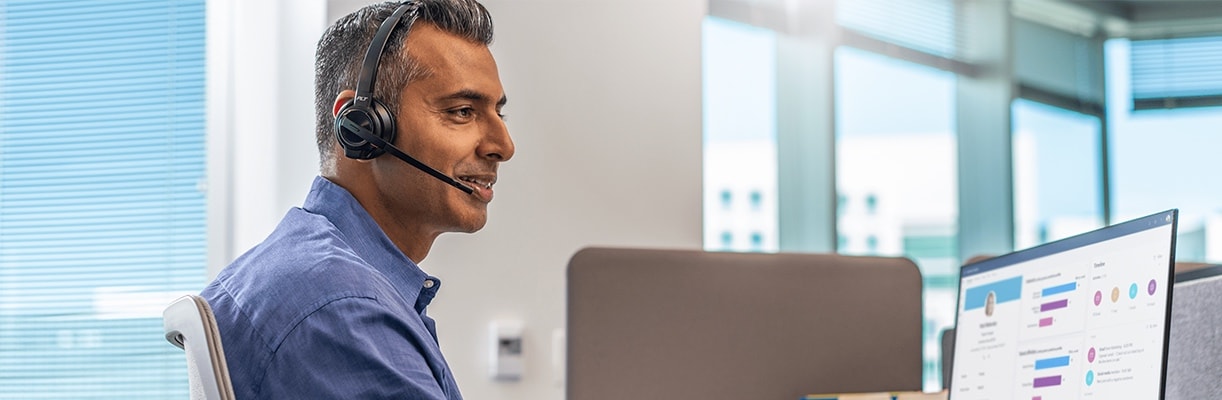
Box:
950 209 1178 400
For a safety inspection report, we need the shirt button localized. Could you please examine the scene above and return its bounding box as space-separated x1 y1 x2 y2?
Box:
423 279 435 289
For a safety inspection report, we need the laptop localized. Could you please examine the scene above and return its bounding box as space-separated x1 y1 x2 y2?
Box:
949 209 1178 400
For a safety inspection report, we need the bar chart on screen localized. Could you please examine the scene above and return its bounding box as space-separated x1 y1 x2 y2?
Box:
1021 271 1090 341
1014 337 1085 400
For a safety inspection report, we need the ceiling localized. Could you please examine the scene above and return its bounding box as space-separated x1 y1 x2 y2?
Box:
705 0 1222 39
1013 0 1222 39
1070 0 1222 23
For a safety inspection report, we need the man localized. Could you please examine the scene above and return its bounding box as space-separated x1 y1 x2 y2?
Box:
201 0 513 398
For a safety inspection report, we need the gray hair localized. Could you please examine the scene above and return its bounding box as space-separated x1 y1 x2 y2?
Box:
314 0 495 173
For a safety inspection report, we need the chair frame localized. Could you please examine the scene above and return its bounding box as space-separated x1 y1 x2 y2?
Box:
164 294 237 400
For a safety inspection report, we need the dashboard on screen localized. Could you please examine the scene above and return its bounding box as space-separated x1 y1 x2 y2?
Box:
950 210 1177 400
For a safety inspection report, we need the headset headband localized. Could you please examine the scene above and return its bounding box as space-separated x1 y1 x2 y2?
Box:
353 2 419 107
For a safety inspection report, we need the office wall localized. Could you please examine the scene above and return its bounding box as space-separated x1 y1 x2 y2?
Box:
212 0 705 399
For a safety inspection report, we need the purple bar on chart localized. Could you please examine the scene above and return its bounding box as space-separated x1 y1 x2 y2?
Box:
1040 299 1069 312
1039 317 1054 327
1033 397 1042 400
1033 376 1062 388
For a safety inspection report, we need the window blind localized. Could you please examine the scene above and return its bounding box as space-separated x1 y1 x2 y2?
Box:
836 0 960 60
1130 36 1222 110
0 1 205 398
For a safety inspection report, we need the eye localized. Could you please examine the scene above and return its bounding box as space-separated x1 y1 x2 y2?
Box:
449 107 475 120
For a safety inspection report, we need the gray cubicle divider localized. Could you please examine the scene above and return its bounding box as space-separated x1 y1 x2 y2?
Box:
1166 265 1222 400
940 327 954 391
566 247 923 400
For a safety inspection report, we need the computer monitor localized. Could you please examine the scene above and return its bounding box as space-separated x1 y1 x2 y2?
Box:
950 209 1178 400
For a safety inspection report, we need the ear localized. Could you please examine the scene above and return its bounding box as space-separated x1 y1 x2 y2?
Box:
331 89 376 166
333 89 357 117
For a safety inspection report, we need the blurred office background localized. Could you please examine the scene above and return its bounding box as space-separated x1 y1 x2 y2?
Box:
704 0 1222 391
0 0 1218 398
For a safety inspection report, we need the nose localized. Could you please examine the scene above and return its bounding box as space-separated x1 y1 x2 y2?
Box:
479 117 515 162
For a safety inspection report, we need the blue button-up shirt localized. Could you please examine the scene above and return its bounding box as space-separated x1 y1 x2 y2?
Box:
202 176 462 399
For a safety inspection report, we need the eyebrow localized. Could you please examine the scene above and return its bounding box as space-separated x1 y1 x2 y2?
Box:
441 89 508 107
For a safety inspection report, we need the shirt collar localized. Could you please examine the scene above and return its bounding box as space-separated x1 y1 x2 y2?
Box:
302 176 441 312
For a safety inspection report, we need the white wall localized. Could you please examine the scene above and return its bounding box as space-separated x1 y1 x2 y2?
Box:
211 0 705 399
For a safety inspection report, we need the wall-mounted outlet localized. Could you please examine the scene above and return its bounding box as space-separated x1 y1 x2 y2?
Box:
552 328 566 387
490 321 523 381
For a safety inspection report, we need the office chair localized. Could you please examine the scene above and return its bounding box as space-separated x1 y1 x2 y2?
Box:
163 295 237 400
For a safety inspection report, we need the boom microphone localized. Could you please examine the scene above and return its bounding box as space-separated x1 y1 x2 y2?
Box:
339 118 475 194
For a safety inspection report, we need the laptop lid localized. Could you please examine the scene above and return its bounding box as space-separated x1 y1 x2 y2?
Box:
950 209 1178 400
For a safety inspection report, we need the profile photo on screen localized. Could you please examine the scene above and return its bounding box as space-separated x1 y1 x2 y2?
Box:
985 291 996 317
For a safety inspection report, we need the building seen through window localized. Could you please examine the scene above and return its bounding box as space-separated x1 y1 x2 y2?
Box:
703 17 779 253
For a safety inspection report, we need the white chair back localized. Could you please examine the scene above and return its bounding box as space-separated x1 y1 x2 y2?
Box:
163 295 236 400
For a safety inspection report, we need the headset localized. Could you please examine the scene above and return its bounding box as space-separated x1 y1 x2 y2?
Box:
333 1 475 194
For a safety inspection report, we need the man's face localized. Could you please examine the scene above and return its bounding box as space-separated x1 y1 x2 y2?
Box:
371 23 514 235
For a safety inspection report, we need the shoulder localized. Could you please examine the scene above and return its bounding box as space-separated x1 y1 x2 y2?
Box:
203 207 441 399
204 207 400 346
219 207 394 290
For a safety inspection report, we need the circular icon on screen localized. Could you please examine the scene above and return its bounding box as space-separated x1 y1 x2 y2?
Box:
1111 287 1120 303
1088 347 1096 363
1094 290 1102 306
1086 370 1095 386
1148 279 1157 296
1129 283 1139 299
985 291 996 317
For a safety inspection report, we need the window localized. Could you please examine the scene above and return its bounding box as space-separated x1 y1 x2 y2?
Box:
704 0 1222 393
702 17 779 253
1012 99 1104 250
1129 36 1222 109
835 45 957 391
1107 38 1222 262
836 0 959 59
0 1 206 397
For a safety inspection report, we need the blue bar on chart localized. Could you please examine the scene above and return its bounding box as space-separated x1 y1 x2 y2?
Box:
1041 282 1077 297
1034 355 1071 370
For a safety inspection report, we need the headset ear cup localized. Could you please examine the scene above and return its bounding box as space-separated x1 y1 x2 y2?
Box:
334 98 397 160
369 98 397 151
